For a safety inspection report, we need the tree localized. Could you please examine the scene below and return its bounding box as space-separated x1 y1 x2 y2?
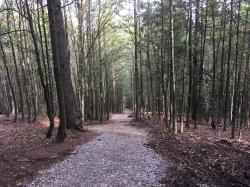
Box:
134 0 139 121
169 0 177 134
47 0 67 141
25 0 55 138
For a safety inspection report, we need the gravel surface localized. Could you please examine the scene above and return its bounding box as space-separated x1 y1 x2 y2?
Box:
28 111 166 187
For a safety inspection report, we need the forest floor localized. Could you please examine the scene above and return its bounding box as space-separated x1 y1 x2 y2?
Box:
2 113 249 187
140 119 250 187
0 116 95 187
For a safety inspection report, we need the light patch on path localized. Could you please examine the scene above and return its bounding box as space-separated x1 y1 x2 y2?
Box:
29 110 165 187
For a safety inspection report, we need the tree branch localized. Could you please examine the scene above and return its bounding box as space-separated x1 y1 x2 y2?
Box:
0 29 31 37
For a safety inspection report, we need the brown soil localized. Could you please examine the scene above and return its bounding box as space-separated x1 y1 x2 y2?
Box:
145 121 250 187
0 118 96 187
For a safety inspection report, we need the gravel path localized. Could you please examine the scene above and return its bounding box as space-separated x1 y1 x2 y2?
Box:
29 111 166 187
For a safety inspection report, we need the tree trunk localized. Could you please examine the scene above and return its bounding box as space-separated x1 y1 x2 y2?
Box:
134 0 139 121
223 0 234 131
47 0 67 141
211 1 217 129
231 0 241 139
52 0 81 129
0 43 17 122
6 8 24 121
186 0 193 128
169 0 177 134
25 0 55 138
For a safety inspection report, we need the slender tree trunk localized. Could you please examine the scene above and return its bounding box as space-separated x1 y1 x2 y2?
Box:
16 1 32 122
192 0 200 129
169 0 177 134
180 26 189 133
0 43 17 122
98 0 103 122
218 0 227 124
211 1 217 129
77 0 85 124
186 0 193 128
198 0 208 122
6 8 24 120
139 9 144 117
161 0 167 126
134 0 139 121
41 0 54 117
239 9 249 131
223 0 234 131
25 0 55 138
231 0 241 138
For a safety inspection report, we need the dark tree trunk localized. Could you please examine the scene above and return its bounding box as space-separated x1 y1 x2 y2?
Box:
25 0 55 138
52 0 81 129
134 0 139 121
186 0 193 128
47 0 67 141
211 1 217 129
0 43 17 122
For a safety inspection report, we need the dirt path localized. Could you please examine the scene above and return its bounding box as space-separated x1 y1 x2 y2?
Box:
28 110 165 187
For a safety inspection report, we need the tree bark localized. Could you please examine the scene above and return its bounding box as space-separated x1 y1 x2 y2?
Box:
52 0 81 129
47 0 67 141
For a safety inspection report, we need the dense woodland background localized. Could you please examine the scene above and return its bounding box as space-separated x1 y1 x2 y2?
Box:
0 0 250 141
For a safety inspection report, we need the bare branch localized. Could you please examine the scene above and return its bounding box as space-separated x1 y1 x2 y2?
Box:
0 29 31 36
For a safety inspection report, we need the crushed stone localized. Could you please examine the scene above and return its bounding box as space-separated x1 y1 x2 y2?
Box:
29 111 165 187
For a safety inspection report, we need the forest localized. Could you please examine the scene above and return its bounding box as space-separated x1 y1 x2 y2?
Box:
0 0 249 186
